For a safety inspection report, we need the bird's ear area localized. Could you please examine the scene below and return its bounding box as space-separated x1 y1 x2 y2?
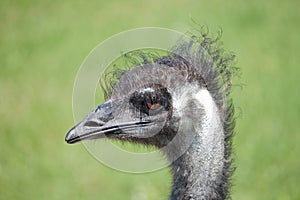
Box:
180 98 204 122
174 89 211 127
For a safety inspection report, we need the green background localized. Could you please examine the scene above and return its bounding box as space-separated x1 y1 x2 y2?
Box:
1 0 299 199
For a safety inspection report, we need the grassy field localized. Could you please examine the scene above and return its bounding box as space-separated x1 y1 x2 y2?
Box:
1 0 299 199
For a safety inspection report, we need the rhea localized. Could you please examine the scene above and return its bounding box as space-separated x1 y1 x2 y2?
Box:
65 32 236 200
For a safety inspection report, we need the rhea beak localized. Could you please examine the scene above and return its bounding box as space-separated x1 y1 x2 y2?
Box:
65 100 150 144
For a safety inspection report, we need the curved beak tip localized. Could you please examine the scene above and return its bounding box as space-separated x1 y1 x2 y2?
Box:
65 126 79 144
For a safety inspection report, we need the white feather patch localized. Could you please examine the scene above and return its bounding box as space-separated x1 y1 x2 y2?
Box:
194 89 223 137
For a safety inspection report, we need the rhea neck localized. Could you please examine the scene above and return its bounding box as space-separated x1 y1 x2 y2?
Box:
165 87 226 200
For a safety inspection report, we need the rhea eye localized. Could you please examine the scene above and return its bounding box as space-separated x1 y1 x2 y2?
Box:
146 99 162 110
129 85 170 115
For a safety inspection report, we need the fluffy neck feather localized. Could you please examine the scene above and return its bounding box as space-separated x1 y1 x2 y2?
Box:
167 88 227 200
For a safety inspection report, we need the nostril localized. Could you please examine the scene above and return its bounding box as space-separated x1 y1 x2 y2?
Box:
84 120 103 127
100 113 113 122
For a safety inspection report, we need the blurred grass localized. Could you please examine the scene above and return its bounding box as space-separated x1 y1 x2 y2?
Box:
1 0 299 199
